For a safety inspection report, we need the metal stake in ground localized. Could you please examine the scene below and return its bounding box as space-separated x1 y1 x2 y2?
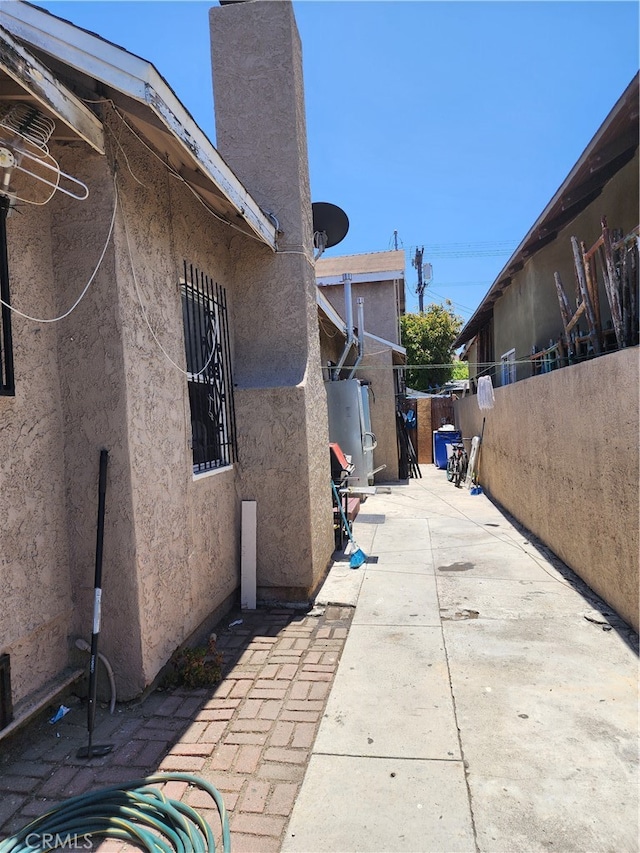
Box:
77 448 113 759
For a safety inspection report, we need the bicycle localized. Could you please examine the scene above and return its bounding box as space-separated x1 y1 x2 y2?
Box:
446 440 469 488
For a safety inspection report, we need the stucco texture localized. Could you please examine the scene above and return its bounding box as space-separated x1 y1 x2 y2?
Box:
0 196 72 705
456 348 639 632
2 0 336 711
106 125 245 693
210 0 334 598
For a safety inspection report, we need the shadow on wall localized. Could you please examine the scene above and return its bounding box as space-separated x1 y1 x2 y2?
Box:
479 490 639 656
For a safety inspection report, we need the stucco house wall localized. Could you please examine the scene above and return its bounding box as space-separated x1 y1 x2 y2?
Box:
210 0 333 602
1 172 73 705
2 127 245 703
106 129 241 691
456 348 639 632
0 0 335 714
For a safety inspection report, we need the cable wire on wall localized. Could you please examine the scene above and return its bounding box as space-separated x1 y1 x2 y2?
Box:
0 175 118 323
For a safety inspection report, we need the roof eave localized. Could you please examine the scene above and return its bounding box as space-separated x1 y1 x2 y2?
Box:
454 73 639 348
0 0 277 249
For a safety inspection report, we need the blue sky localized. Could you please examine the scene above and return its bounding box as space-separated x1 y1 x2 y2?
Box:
31 1 639 320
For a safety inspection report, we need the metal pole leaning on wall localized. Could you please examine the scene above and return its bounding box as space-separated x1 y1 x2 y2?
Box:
77 448 114 759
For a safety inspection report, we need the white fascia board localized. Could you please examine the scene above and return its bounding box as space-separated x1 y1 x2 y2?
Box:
1 1 277 249
316 287 346 335
316 270 404 287
364 330 406 357
0 24 104 152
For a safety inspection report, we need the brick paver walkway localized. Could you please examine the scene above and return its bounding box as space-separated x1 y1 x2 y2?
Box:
0 605 354 852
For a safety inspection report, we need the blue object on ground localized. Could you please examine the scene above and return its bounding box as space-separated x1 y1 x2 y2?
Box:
433 429 461 469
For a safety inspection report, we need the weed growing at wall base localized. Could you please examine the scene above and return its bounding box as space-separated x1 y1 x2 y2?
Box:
163 633 223 689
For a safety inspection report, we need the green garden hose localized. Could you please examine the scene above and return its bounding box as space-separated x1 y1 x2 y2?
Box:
0 773 230 853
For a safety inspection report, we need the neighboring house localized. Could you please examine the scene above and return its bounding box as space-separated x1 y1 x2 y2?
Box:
316 251 407 481
0 0 334 727
457 74 638 387
454 74 639 632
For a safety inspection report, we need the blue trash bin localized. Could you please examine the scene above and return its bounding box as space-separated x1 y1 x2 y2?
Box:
433 428 461 469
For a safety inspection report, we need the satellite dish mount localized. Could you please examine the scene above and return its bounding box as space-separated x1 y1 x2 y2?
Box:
312 202 349 260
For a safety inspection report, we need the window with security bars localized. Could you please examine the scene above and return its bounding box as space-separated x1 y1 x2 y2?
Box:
181 262 237 473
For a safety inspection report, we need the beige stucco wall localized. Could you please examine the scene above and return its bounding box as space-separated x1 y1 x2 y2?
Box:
106 129 241 691
1 0 340 711
38 130 244 700
456 348 639 632
50 145 144 700
493 151 639 384
2 76 333 706
0 179 72 706
210 0 333 600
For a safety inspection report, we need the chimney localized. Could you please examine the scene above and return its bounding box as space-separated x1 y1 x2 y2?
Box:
209 0 312 248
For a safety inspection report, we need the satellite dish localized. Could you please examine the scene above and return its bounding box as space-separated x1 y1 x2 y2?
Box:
312 202 349 260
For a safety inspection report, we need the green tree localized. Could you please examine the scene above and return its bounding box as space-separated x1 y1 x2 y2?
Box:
451 359 469 380
400 302 463 392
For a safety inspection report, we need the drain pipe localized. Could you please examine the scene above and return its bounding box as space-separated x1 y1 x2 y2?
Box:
75 638 116 714
348 297 365 379
332 273 355 379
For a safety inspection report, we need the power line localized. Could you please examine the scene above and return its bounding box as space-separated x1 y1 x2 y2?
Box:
404 240 517 259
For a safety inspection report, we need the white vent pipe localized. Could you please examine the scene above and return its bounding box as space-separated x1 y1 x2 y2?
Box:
333 273 355 378
347 297 365 379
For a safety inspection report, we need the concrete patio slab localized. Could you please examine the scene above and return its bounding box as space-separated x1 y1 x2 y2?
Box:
367 517 431 553
314 558 365 607
470 772 639 853
362 550 434 572
432 538 568 583
282 754 475 853
353 568 441 626
313 624 461 760
427 516 517 549
292 467 638 852
437 575 594 619
441 614 639 852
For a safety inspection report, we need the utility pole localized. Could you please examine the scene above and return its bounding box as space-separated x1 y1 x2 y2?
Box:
413 246 425 312
393 230 398 250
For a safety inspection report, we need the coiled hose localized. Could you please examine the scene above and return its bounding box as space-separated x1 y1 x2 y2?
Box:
0 773 230 853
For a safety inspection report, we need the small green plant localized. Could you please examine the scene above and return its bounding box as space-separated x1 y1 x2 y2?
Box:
164 634 223 689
